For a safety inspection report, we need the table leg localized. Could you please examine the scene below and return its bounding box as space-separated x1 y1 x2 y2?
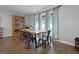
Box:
35 34 38 48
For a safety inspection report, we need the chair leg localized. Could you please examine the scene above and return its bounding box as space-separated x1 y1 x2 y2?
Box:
24 40 27 48
32 39 33 43
48 42 51 48
49 36 52 45
27 41 30 47
38 39 41 45
42 41 46 49
24 39 31 48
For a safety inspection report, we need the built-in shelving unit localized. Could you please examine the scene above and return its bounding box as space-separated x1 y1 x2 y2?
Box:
0 27 3 38
12 15 25 37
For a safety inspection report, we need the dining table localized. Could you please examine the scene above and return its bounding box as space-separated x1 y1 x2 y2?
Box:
20 29 47 48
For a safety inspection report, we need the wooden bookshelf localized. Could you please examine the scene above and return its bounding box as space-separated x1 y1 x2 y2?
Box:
12 15 25 37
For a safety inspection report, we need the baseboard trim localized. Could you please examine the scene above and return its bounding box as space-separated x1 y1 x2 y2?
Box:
3 36 12 38
57 40 75 46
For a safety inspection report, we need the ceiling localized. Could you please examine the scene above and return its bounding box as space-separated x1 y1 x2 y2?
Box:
0 5 58 15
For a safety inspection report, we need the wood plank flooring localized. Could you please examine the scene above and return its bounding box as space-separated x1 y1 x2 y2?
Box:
0 37 79 54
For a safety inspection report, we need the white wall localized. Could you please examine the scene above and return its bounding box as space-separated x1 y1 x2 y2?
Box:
0 10 28 37
25 15 30 25
59 5 79 46
25 15 34 28
28 15 35 29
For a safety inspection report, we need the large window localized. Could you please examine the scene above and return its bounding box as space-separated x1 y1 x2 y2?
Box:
47 10 53 36
34 7 59 39
53 7 58 39
40 12 46 31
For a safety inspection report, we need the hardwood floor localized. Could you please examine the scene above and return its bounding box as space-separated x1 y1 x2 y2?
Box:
0 37 79 54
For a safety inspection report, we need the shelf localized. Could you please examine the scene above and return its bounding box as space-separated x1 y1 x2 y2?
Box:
0 27 3 38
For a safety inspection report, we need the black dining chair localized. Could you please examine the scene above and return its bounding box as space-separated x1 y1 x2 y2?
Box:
23 31 35 48
38 30 51 48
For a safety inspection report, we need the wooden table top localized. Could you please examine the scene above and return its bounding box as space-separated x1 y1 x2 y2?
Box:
21 29 47 35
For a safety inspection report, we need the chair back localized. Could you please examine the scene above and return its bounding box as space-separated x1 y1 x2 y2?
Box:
23 31 32 39
47 30 51 41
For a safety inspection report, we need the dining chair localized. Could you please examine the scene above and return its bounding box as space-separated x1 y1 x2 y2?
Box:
38 30 51 48
22 31 35 48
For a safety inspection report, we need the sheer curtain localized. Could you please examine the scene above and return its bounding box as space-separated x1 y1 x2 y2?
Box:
46 7 58 39
47 10 54 36
53 7 58 39
40 12 46 32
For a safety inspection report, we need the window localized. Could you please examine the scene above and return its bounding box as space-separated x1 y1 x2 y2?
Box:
47 8 58 39
34 7 59 39
47 10 53 36
53 8 58 39
40 12 46 31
